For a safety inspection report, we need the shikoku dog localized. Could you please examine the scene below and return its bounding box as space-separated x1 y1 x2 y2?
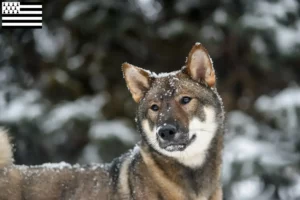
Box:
0 43 224 200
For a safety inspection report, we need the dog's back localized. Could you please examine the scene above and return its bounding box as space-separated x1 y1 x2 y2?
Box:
0 129 111 199
0 130 164 200
0 130 222 200
0 131 190 200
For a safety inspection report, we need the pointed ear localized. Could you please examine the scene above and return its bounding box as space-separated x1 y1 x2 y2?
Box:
185 43 216 87
122 63 152 103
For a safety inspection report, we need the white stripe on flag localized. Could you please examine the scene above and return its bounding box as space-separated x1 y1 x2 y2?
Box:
20 5 42 9
2 23 42 26
2 17 42 20
19 11 42 14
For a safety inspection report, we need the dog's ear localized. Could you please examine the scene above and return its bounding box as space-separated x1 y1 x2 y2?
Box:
122 63 152 103
185 43 215 87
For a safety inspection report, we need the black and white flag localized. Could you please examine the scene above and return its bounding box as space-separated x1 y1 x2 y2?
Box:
2 2 42 28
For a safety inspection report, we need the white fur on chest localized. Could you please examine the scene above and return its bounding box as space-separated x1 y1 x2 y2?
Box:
195 197 207 200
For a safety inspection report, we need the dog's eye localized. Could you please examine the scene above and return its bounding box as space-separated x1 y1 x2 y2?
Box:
180 96 192 105
150 104 159 111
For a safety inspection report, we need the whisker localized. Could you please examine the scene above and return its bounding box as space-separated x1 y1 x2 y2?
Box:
189 128 214 132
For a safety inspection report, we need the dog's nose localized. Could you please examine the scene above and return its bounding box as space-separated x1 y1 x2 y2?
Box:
158 125 177 141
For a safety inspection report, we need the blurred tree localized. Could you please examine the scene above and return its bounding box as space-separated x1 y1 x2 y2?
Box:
0 0 300 199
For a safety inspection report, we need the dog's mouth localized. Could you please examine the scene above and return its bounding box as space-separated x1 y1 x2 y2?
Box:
163 134 196 152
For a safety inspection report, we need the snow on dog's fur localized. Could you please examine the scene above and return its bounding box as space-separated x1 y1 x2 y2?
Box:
0 43 224 200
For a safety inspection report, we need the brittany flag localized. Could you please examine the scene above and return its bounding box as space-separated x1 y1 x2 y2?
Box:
1 2 42 28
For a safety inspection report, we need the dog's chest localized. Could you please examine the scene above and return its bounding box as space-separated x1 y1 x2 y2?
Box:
194 197 207 200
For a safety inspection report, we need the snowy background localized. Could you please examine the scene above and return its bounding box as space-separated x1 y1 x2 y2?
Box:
0 0 300 199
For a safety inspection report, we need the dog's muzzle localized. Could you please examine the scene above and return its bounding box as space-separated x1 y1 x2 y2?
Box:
157 125 196 152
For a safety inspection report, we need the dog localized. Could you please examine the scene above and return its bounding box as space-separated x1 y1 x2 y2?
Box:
0 43 224 200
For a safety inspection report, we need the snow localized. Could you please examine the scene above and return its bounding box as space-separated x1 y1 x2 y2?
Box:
129 145 140 158
41 161 72 169
42 94 106 133
232 177 275 200
224 85 300 199
227 111 259 138
89 120 137 144
79 144 102 164
55 69 69 84
276 22 300 54
136 0 162 21
255 86 300 134
213 9 228 25
201 25 223 41
175 0 199 13
242 0 300 53
63 1 91 21
34 26 70 61
67 55 85 70
14 161 108 175
0 90 44 122
151 70 181 78
255 89 299 112
224 136 296 167
278 171 300 199
157 20 185 39
0 66 14 84
15 162 73 171
251 36 267 55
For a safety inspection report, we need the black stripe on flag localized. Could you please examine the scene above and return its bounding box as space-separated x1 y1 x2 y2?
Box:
20 2 42 5
2 26 42 29
2 20 42 23
2 14 42 17
20 8 42 11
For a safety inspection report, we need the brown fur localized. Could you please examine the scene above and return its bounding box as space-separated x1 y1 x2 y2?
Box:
0 165 111 200
0 43 224 200
210 188 223 200
122 63 152 103
186 43 215 87
0 129 13 168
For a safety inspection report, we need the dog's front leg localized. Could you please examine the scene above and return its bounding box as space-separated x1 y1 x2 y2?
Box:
209 187 223 200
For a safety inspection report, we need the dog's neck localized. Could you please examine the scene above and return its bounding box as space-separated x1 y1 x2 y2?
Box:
139 130 223 199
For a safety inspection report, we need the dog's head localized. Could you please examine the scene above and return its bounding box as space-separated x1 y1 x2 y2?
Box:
122 43 224 168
